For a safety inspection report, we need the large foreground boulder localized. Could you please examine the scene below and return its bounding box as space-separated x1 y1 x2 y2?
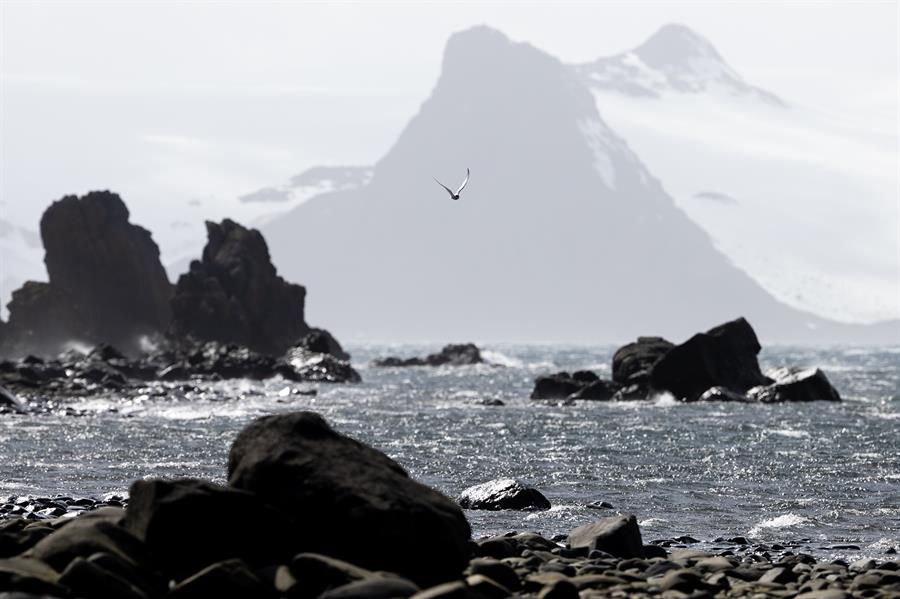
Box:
649 317 772 402
372 343 482 367
3 191 172 356
169 219 311 356
458 478 551 511
227 411 471 586
123 478 285 581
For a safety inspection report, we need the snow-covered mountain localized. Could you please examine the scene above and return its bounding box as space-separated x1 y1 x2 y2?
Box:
262 26 895 343
573 24 899 324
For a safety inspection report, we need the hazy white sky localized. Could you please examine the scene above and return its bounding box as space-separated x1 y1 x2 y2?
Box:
0 1 897 322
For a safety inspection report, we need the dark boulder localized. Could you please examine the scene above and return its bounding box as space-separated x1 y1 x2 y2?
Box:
123 478 285 581
168 559 277 599
531 371 620 400
169 219 311 356
612 336 673 386
227 411 471 586
649 318 772 402
372 343 482 367
697 386 749 402
748 368 841 403
567 514 645 559
283 345 361 383
457 478 551 511
530 372 584 399
5 191 172 357
294 328 350 361
570 379 621 400
30 509 148 571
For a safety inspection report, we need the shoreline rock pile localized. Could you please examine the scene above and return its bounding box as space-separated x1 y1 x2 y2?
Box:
531 318 842 404
373 343 483 367
1 411 896 598
0 193 354 383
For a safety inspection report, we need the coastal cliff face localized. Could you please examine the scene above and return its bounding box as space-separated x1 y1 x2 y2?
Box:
3 191 173 356
169 219 311 356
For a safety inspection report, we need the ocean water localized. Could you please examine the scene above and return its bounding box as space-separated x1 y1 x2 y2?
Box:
1 344 898 558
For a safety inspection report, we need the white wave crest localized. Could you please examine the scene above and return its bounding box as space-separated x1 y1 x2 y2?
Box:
749 513 810 536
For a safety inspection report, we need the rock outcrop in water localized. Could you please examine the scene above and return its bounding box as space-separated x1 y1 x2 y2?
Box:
649 317 772 402
2 192 173 357
0 339 360 409
169 219 311 357
458 478 551 511
372 343 483 367
531 317 842 403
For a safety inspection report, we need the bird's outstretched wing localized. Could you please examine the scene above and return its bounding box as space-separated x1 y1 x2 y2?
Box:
455 168 470 195
433 177 455 197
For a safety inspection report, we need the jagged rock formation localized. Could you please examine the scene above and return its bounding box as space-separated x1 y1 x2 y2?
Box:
2 191 172 356
372 343 482 367
169 219 311 357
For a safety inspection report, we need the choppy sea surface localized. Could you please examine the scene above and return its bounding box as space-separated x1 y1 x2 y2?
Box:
1 344 898 558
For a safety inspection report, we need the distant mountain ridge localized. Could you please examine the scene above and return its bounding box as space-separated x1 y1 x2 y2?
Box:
571 24 898 325
573 24 784 105
263 26 896 343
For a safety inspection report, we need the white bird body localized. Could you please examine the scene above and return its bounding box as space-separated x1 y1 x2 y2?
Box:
433 168 470 200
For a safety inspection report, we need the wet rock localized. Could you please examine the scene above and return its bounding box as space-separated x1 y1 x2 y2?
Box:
466 558 521 591
570 378 621 400
283 346 361 383
168 559 277 599
748 368 841 403
567 515 644 559
0 385 28 414
123 478 284 580
293 328 350 361
227 411 471 586
30 510 147 571
458 478 551 511
0 557 66 596
372 343 483 367
318 577 421 599
612 336 674 386
611 384 648 401
697 386 749 402
58 556 147 599
169 219 311 356
530 372 585 399
4 191 173 357
650 317 772 402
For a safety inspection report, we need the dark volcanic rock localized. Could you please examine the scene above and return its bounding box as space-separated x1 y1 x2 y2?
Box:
123 478 285 581
530 372 585 399
570 378 621 400
4 191 172 357
748 367 841 403
612 336 674 386
169 219 311 356
294 328 350 361
531 371 620 400
697 386 749 402
227 411 471 586
372 343 482 367
567 514 645 559
458 478 551 511
650 317 772 402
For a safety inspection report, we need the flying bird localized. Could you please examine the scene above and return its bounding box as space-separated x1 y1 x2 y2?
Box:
433 168 470 200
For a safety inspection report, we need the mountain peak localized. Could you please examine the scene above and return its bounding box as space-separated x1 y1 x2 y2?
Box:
574 23 784 105
634 24 725 70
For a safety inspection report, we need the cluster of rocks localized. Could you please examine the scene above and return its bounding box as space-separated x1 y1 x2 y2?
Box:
373 343 483 367
0 192 351 381
1 412 897 598
0 335 359 409
0 495 127 523
532 318 842 404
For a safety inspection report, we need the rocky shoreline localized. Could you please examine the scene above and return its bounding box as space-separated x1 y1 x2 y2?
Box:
0 411 896 598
